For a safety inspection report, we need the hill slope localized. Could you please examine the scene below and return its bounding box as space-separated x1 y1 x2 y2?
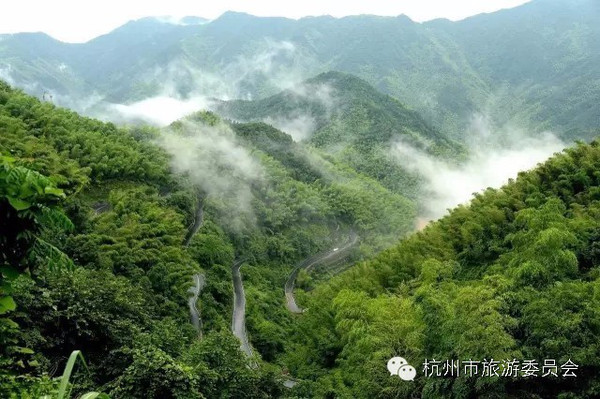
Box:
0 81 417 397
216 71 462 197
283 138 600 398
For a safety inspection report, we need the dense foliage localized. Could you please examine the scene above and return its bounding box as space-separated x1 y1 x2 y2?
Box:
1 4 600 395
283 140 600 398
0 82 417 397
218 72 463 199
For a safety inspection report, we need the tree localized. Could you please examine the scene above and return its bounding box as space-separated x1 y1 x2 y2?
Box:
0 155 74 395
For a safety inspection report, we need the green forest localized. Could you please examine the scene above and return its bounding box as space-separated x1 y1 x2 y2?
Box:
3 68 600 397
2 1 600 398
284 140 600 397
0 80 418 398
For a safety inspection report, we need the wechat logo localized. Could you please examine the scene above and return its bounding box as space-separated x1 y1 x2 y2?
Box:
387 356 417 381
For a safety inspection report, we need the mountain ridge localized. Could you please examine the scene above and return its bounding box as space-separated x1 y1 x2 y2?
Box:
2 0 598 139
214 71 462 197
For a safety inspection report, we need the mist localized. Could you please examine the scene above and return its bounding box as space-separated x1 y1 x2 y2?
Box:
107 96 214 126
0 39 315 128
264 114 316 142
392 115 567 222
258 82 337 142
0 65 15 86
158 119 263 229
92 39 314 126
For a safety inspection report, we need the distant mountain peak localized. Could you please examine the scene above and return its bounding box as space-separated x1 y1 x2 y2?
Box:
215 11 257 21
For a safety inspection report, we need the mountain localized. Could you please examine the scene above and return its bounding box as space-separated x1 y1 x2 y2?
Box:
285 137 600 398
0 81 416 397
2 2 600 397
216 71 463 197
1 0 600 138
3 76 600 397
433 0 600 139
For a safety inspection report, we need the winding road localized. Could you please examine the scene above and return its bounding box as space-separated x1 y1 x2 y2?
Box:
188 273 206 339
92 201 110 215
226 232 357 383
285 232 359 313
231 259 255 361
183 196 205 247
184 195 206 338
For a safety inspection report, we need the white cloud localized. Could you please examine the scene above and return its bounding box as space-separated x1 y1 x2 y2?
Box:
153 16 208 26
107 96 213 126
0 64 15 85
260 82 336 141
264 114 316 142
77 40 308 125
392 115 567 221
158 120 264 229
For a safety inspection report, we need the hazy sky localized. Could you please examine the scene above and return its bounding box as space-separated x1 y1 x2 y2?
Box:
1 0 531 42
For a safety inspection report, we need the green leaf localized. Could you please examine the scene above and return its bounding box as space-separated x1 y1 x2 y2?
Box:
1 281 14 295
57 350 90 399
0 296 16 314
80 393 110 399
15 347 34 354
7 196 32 211
0 266 19 280
0 317 19 328
44 186 64 197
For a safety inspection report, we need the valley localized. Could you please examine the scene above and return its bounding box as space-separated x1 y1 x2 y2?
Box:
2 1 600 398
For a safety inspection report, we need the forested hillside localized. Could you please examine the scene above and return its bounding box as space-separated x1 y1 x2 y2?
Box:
282 139 600 398
2 1 600 397
3 74 599 398
0 81 417 397
1 0 599 138
217 71 463 198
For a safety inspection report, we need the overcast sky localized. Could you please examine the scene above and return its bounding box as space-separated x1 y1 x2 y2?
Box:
1 0 531 43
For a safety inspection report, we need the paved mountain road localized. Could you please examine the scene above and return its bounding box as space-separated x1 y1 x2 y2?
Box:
285 232 358 313
231 259 255 360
